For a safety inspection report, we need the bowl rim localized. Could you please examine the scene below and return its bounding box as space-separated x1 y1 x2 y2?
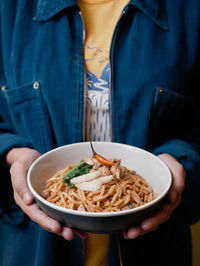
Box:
27 142 172 217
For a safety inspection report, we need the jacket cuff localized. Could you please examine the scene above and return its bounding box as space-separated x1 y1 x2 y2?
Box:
152 139 199 160
0 132 33 157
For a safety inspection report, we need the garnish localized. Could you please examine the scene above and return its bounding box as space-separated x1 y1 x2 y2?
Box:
62 161 93 187
90 141 115 166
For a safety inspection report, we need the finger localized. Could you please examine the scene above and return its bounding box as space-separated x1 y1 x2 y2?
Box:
62 227 74 241
167 188 182 207
125 204 173 238
10 161 33 205
125 155 186 239
141 203 174 232
125 226 144 239
158 154 186 193
170 168 186 195
15 193 62 234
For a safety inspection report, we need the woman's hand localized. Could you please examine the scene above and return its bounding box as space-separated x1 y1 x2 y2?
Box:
123 153 186 239
6 147 88 240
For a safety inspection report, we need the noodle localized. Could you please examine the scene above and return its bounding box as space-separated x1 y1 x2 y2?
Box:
42 157 157 212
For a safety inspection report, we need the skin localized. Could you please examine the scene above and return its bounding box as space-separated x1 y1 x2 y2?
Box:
6 147 186 240
124 153 186 239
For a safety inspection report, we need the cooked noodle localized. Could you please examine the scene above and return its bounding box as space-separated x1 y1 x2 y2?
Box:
42 157 157 212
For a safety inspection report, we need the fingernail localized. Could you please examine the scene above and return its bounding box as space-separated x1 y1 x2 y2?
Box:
23 192 31 204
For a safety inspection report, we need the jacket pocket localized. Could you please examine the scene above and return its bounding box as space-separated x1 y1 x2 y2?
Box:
151 86 196 138
2 81 52 153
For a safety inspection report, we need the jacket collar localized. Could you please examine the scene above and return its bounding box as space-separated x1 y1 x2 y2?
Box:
34 0 169 31
129 0 169 30
34 0 77 22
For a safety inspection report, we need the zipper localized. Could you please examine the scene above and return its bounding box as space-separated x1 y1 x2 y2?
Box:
79 10 87 142
109 9 127 142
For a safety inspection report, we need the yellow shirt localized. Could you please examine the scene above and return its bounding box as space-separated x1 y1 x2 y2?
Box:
78 0 129 77
78 0 129 143
77 0 129 265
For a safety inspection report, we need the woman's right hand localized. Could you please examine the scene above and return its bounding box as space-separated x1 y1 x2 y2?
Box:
6 147 87 240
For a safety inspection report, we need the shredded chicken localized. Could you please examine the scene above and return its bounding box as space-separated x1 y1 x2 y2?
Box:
110 159 121 179
91 157 103 170
82 157 94 165
99 166 111 176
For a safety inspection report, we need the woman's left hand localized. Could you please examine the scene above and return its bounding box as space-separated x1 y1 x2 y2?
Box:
123 153 186 239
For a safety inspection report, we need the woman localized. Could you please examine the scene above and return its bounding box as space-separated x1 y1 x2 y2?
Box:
0 0 200 265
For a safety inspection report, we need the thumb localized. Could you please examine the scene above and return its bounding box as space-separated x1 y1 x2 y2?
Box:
10 160 34 205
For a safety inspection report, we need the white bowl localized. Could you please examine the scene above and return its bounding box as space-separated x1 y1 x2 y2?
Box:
27 142 172 234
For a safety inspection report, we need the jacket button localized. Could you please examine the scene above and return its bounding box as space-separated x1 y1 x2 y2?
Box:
158 87 163 94
33 81 40 89
1 85 6 91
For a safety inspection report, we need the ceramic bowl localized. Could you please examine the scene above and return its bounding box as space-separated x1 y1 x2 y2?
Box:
27 142 171 234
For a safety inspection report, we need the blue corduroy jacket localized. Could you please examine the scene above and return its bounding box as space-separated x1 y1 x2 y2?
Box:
0 0 200 265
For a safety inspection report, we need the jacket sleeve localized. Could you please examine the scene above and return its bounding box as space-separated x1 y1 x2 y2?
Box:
0 89 33 226
0 25 32 225
0 92 33 226
152 83 200 224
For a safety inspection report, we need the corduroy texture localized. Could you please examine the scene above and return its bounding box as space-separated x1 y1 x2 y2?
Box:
0 0 200 265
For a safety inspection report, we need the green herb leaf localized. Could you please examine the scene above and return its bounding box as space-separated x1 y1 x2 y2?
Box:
66 181 74 188
62 161 93 186
63 161 86 181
